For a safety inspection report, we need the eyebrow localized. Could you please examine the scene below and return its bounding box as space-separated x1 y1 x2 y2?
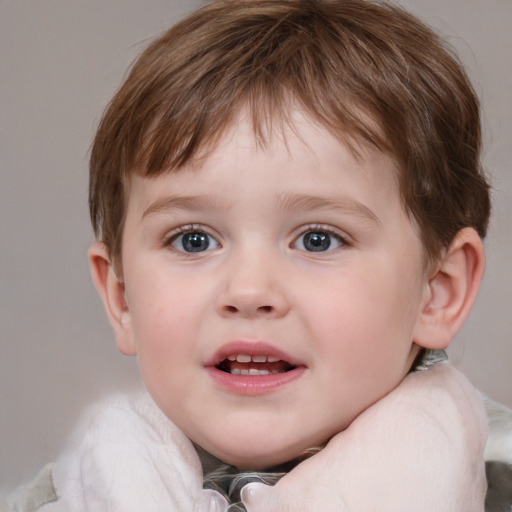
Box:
142 192 380 225
142 194 230 219
277 193 381 225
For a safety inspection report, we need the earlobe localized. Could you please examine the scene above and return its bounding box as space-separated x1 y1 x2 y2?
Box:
88 242 137 356
413 228 485 350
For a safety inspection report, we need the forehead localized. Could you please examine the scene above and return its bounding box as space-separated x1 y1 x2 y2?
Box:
127 110 403 219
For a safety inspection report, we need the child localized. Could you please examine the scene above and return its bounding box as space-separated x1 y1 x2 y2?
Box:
5 0 512 510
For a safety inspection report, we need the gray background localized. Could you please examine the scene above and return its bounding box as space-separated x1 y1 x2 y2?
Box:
1 0 511 491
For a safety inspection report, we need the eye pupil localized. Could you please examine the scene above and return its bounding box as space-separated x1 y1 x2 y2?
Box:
182 232 209 252
304 232 331 252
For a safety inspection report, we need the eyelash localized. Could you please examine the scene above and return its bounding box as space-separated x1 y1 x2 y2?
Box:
162 224 350 254
292 224 350 252
163 225 221 253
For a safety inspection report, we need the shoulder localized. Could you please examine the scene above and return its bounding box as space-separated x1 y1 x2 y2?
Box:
2 464 57 512
483 395 512 512
326 361 488 511
354 361 488 450
4 391 205 512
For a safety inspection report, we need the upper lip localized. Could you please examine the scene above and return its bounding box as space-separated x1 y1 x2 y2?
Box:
205 340 304 368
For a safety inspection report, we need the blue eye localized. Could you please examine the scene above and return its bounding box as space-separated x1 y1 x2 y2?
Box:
294 230 344 252
171 231 220 253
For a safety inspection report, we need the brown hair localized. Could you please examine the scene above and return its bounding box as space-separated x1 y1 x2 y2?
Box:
89 0 491 268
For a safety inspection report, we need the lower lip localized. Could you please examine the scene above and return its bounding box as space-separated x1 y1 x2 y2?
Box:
206 366 306 395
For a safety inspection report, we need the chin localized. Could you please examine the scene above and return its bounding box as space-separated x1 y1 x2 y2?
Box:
204 438 314 470
221 452 291 471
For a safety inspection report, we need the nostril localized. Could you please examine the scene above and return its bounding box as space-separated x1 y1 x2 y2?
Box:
258 305 273 313
225 305 238 314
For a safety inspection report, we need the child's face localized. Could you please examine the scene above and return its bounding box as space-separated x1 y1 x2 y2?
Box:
117 112 430 469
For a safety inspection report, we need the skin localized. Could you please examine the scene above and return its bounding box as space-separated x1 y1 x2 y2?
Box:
90 111 484 470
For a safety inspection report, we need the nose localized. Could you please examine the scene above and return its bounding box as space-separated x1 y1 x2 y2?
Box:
215 250 290 319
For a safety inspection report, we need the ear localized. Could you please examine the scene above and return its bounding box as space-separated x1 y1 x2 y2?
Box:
413 228 485 350
88 242 136 356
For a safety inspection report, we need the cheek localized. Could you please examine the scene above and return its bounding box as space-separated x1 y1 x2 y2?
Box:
307 268 420 364
126 276 188 350
126 270 219 389
128 278 201 404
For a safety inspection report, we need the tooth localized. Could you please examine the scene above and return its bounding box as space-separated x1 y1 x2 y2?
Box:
236 354 251 363
267 356 280 363
227 354 237 361
231 368 241 375
251 355 267 363
248 369 271 376
241 369 251 375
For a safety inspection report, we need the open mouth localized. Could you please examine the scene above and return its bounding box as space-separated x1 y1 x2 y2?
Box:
216 353 296 376
208 344 305 393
